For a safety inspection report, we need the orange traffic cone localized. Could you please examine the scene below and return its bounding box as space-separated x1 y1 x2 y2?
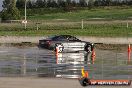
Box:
56 47 59 64
81 67 89 78
128 44 131 64
128 44 131 52
91 49 96 64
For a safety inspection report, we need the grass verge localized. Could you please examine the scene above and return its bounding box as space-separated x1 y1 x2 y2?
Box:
0 21 132 37
27 7 132 21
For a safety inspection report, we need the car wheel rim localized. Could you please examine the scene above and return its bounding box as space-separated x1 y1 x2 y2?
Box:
85 45 91 52
56 44 64 53
87 46 91 52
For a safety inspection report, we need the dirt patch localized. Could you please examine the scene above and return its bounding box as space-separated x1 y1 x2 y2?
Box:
0 43 129 51
0 43 37 48
95 44 128 51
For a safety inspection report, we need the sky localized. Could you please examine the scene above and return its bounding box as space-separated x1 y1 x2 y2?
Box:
0 0 3 11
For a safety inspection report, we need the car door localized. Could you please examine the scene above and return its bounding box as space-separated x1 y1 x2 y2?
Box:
68 36 85 51
54 36 69 50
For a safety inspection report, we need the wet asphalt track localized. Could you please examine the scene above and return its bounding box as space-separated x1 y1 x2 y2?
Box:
0 46 131 80
0 77 131 88
0 45 132 88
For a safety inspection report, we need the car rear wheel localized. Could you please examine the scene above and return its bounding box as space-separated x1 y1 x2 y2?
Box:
85 44 92 53
55 43 64 53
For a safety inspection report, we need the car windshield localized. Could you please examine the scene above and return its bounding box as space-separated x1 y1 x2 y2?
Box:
46 35 65 41
46 35 56 40
46 35 80 41
68 36 80 41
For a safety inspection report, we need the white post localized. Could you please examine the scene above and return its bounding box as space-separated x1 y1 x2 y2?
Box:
81 19 84 29
35 50 38 73
127 22 129 28
25 0 27 29
36 23 39 30
23 53 26 76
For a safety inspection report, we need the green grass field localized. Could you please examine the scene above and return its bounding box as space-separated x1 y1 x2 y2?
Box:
1 7 132 37
28 7 132 21
0 21 132 37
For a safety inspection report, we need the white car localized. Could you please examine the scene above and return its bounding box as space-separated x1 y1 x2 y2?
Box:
38 35 94 53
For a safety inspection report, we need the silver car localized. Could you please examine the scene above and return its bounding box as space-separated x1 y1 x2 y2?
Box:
38 35 94 53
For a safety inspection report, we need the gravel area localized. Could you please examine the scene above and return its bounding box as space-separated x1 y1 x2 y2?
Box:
0 36 132 44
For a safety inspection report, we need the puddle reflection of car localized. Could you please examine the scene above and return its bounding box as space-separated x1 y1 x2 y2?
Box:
55 52 91 78
57 52 91 65
38 35 94 52
37 52 92 78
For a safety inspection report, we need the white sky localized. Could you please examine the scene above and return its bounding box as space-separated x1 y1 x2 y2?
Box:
0 0 3 11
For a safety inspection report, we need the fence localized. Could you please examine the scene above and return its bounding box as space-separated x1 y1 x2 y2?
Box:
19 20 132 30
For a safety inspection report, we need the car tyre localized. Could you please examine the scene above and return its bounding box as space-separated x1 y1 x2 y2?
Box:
55 43 64 53
85 44 92 53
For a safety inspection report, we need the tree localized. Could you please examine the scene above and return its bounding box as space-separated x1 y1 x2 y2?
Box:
27 0 33 9
51 0 58 8
94 0 102 6
36 0 45 8
106 0 112 6
47 0 52 7
57 0 66 8
1 0 20 20
71 1 77 7
79 0 87 7
2 0 11 9
88 0 94 9
66 0 71 5
16 0 25 9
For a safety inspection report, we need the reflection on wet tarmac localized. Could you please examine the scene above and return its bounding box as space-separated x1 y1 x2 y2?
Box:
0 46 132 80
37 52 92 78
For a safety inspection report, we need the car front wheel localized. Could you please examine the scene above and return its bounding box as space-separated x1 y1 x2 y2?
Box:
55 43 64 53
85 44 93 53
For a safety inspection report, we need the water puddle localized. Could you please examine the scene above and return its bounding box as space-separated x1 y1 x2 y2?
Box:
0 46 132 80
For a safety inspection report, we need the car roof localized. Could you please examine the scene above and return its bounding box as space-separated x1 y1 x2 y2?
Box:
47 35 78 41
56 35 74 37
47 35 73 38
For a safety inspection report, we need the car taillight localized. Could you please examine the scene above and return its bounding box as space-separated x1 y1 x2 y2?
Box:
46 41 51 45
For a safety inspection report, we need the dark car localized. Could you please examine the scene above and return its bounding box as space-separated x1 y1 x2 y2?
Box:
38 35 94 53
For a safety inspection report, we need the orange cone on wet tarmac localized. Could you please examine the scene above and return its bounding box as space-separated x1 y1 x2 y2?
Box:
79 45 131 87
81 67 89 78
80 68 91 86
128 44 131 64
56 47 59 64
128 44 131 52
91 49 96 64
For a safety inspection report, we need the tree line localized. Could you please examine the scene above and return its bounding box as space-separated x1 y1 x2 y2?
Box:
1 0 20 21
1 0 132 21
16 0 132 9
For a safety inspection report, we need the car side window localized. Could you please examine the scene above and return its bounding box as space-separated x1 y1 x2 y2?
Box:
52 36 59 41
57 36 67 41
68 36 79 41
